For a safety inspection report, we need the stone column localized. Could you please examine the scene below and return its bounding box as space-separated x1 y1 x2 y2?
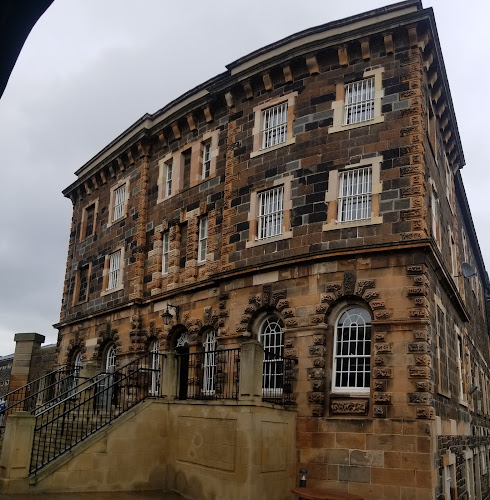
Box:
0 412 35 481
9 333 45 394
239 340 264 403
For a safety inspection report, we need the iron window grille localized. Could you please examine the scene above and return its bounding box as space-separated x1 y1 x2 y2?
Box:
198 217 208 263
258 186 284 239
338 167 372 222
112 184 126 222
202 331 217 396
343 78 375 125
107 250 121 290
262 102 288 149
165 162 173 197
202 142 211 179
162 232 169 274
332 307 371 392
260 317 284 397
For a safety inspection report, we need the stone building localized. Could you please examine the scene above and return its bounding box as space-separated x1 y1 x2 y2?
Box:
37 1 490 498
0 354 13 399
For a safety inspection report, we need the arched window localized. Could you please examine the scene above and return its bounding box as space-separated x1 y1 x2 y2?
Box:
259 316 284 396
332 306 371 393
105 344 117 373
73 351 83 377
202 331 217 395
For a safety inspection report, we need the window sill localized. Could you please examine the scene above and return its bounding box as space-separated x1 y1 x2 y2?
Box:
246 230 292 249
437 389 451 399
107 215 127 229
328 115 384 134
323 216 382 231
458 399 469 408
250 137 296 159
101 284 124 297
331 390 370 397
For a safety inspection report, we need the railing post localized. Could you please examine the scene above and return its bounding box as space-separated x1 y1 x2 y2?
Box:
0 412 35 481
160 352 178 399
239 341 264 403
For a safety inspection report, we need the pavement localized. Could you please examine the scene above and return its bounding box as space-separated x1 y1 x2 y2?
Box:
0 492 185 500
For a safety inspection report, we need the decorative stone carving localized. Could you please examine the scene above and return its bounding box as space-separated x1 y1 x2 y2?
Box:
284 349 297 358
325 283 342 296
374 333 386 342
413 330 429 342
415 381 432 392
370 300 385 309
356 279 375 296
271 290 286 306
416 406 434 419
276 299 289 311
244 305 256 314
330 400 368 415
374 380 386 391
374 311 392 320
263 284 272 305
284 338 294 348
311 380 325 391
307 368 325 380
409 366 430 378
408 393 432 405
407 287 428 296
311 405 324 417
408 342 429 353
344 272 356 295
203 306 212 325
375 343 392 354
415 355 431 366
413 276 428 286
374 356 385 366
308 392 325 404
309 315 324 325
373 392 393 404
249 295 261 307
309 346 326 357
313 358 325 368
373 367 392 378
364 291 379 301
414 297 429 307
409 308 429 318
235 324 248 333
315 304 329 314
313 335 326 345
285 318 299 328
373 406 387 418
320 293 336 304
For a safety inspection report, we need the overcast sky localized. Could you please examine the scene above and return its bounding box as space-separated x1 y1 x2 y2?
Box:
0 0 488 356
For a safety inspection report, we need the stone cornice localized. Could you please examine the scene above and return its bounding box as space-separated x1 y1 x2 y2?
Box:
63 1 465 201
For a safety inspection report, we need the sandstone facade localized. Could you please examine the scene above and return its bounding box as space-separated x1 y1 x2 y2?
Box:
54 2 490 499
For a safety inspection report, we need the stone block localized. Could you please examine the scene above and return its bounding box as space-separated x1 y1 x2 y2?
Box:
338 465 370 483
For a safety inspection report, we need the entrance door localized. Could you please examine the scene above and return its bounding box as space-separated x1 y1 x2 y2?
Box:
175 331 189 400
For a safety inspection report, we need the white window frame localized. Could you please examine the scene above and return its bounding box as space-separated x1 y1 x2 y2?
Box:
258 186 284 240
107 249 121 290
202 331 217 396
337 167 372 223
165 162 173 197
198 217 208 263
260 317 284 397
261 102 288 150
431 186 441 247
112 184 126 222
202 141 211 180
332 306 372 394
162 232 169 274
343 78 375 125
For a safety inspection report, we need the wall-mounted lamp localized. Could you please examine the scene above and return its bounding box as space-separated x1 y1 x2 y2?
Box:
161 304 180 326
469 385 479 395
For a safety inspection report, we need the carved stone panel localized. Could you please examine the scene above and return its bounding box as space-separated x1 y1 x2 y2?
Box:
344 272 356 295
330 399 368 415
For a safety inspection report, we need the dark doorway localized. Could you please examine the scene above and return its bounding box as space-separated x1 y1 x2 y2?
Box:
175 330 189 400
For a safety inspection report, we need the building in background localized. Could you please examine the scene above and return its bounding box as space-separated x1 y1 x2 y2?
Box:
0 355 13 400
2 1 488 499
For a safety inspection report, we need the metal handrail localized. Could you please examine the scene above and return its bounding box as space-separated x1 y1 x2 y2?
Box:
30 352 166 474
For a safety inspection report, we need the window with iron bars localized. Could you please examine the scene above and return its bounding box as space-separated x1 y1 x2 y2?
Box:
260 317 284 397
202 142 211 179
332 307 371 392
198 217 208 263
337 167 372 222
202 331 217 396
165 162 173 197
107 250 121 290
344 78 375 125
258 186 284 239
162 232 169 274
112 184 126 222
262 102 288 149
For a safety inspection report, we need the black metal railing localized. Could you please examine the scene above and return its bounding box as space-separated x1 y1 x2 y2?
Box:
176 347 240 401
30 352 166 474
262 353 297 406
0 367 80 432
